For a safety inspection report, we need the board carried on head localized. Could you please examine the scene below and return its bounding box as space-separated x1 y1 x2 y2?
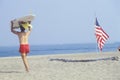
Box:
12 14 35 29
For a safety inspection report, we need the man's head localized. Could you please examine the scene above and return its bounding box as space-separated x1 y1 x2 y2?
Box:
19 21 32 32
20 25 25 32
19 21 26 32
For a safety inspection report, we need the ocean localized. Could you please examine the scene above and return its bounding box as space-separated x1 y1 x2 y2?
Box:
0 43 119 57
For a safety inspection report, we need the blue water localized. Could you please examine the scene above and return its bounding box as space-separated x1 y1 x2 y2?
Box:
0 43 119 57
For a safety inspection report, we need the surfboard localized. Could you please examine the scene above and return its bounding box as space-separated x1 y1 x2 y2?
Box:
12 14 35 28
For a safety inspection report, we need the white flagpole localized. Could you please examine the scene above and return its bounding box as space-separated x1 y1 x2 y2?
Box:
94 0 99 53
94 14 99 53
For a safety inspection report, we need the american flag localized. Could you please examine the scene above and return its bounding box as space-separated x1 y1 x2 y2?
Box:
95 18 109 51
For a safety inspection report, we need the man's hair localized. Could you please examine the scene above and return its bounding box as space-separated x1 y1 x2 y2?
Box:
20 25 25 32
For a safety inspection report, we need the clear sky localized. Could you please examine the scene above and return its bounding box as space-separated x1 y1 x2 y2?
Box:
0 0 120 46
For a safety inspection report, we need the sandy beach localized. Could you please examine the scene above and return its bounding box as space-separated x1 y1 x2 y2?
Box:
0 52 120 80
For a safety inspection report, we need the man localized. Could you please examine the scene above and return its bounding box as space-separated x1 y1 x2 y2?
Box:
11 21 32 72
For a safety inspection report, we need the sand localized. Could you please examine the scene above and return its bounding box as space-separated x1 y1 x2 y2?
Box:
0 52 120 80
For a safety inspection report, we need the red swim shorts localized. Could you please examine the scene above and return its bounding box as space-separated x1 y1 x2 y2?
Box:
19 44 30 54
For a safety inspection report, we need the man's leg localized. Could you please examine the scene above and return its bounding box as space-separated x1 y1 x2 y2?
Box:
21 53 29 72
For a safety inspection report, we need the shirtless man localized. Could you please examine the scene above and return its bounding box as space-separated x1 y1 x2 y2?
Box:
11 21 32 72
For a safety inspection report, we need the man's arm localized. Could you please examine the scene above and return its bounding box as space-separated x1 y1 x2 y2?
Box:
11 21 18 35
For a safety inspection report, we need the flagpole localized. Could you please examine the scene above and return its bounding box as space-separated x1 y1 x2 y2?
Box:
94 1 100 53
94 15 99 53
94 17 100 53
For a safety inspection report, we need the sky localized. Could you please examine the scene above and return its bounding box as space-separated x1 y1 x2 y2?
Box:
0 0 120 46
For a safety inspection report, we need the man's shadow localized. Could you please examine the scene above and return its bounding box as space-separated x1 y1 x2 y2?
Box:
49 56 119 62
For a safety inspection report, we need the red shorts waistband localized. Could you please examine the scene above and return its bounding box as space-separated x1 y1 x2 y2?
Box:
20 44 29 46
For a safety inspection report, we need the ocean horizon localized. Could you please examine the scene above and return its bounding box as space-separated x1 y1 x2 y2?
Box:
0 43 119 57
